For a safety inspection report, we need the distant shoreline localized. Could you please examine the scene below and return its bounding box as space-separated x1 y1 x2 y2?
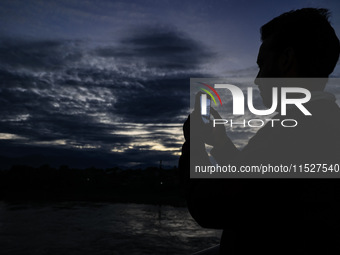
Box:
0 165 186 207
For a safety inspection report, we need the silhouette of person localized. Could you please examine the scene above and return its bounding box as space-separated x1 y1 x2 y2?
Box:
179 8 340 255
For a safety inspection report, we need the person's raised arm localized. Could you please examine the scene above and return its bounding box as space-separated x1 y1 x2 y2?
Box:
179 97 246 229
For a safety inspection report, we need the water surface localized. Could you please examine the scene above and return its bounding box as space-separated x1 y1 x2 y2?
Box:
0 201 222 255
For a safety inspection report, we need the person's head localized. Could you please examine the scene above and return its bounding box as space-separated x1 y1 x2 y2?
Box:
255 8 340 107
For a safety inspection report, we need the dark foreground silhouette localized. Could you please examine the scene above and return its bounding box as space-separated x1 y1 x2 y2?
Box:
180 8 340 255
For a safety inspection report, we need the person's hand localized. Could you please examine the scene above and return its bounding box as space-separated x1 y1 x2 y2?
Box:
183 92 214 144
209 107 240 164
181 92 239 170
184 91 232 146
210 107 230 148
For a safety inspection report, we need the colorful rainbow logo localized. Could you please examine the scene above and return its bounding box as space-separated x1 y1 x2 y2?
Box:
199 83 222 106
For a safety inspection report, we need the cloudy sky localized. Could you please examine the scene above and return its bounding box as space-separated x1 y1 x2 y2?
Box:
1 0 340 168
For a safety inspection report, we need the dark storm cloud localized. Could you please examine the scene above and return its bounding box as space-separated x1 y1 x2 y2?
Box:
94 27 214 70
0 26 215 167
100 28 217 124
113 77 190 123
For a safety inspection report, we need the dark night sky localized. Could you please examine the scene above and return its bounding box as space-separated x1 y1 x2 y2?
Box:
1 0 340 168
